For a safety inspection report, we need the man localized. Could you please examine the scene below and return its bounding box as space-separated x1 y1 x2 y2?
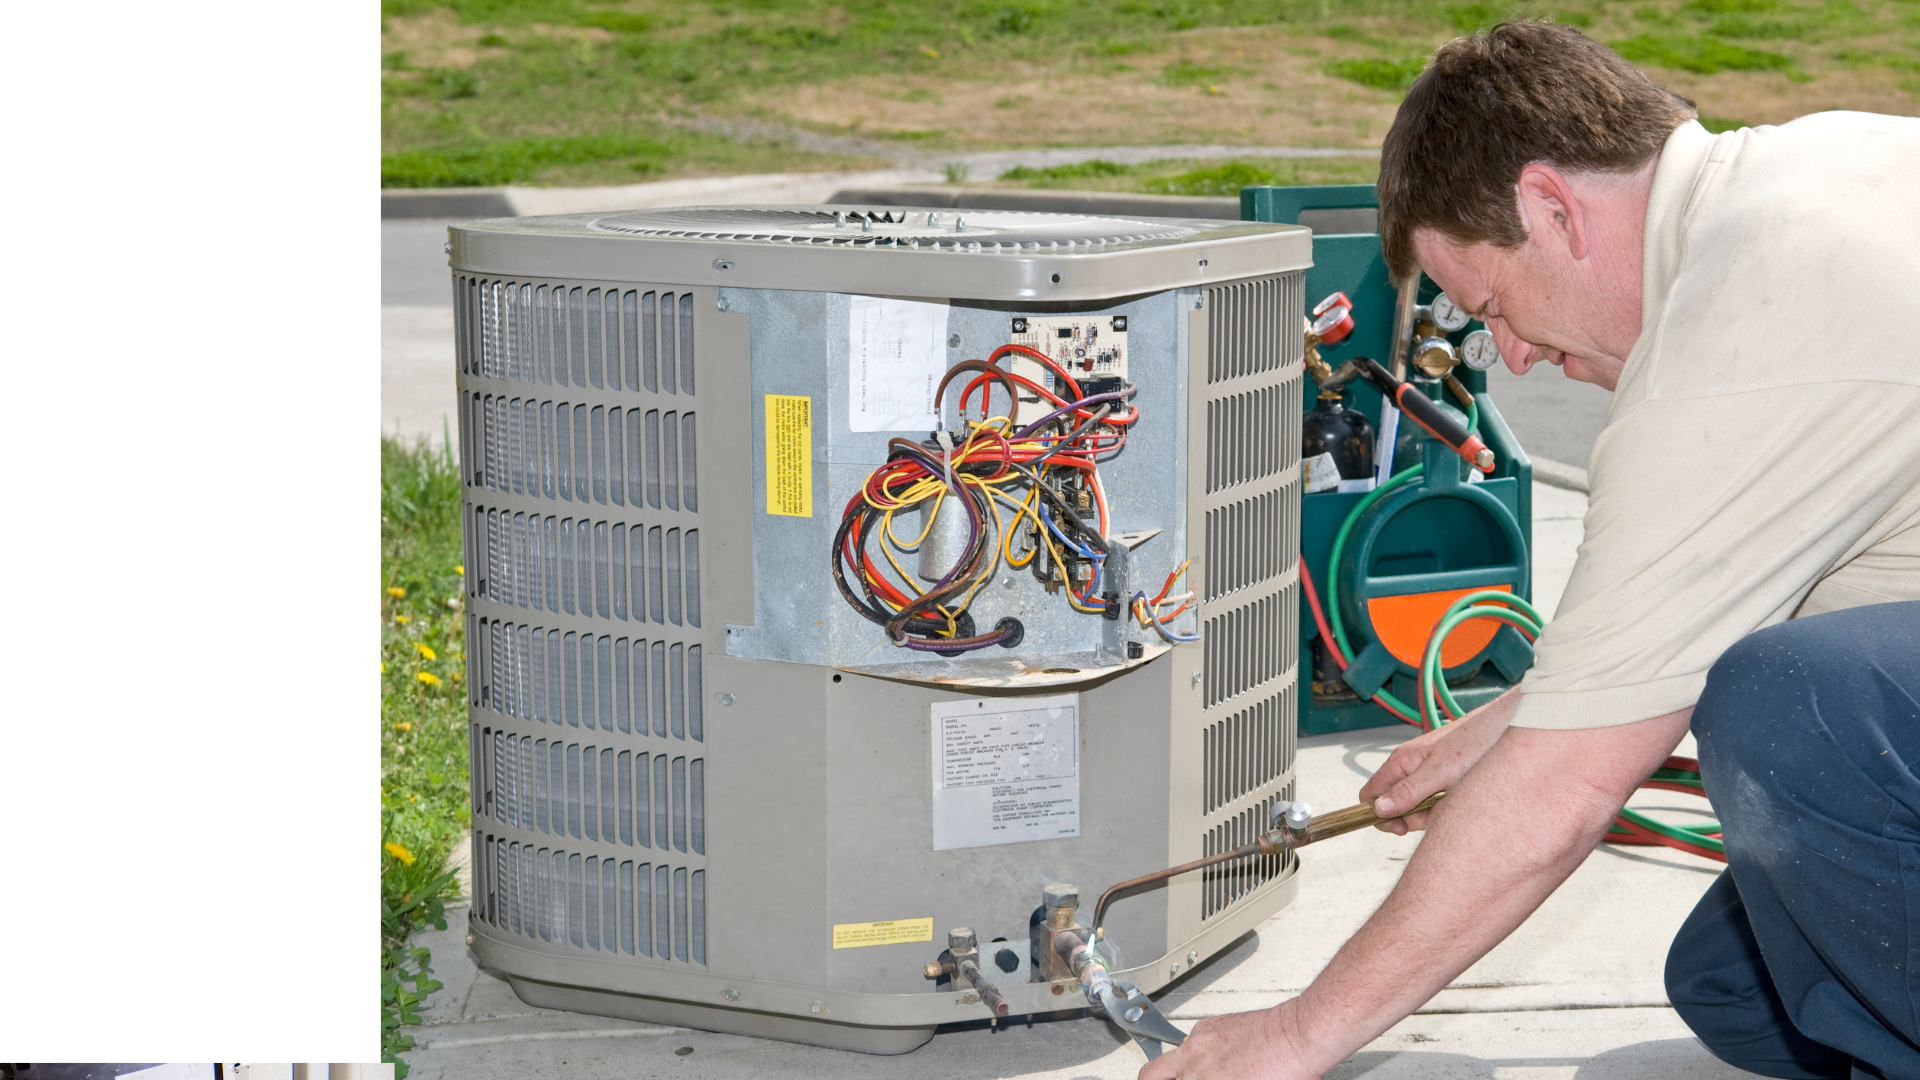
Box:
1143 21 1920 1080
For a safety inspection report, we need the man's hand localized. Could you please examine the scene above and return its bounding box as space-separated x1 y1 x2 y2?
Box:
1138 1001 1319 1080
1358 687 1520 834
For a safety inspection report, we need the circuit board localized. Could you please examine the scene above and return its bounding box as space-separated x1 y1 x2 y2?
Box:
1007 315 1130 427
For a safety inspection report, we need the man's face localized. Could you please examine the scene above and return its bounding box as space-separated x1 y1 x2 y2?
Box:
1412 228 1627 390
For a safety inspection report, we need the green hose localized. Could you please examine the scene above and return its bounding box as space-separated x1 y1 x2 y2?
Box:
1417 591 1725 856
1324 463 1424 717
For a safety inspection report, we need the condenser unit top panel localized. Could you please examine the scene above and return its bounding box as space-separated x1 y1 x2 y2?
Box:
449 205 1311 302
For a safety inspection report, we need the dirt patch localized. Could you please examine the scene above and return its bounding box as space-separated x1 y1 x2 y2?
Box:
743 20 1916 152
751 26 1407 151
382 10 605 68
1653 64 1920 126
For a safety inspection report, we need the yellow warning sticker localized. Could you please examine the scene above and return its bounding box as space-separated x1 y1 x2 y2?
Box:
832 917 935 950
765 394 813 518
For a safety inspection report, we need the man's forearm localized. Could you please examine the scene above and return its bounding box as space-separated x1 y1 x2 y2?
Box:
1276 708 1693 1072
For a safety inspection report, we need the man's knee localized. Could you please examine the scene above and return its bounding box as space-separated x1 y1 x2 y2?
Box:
1666 873 1852 1079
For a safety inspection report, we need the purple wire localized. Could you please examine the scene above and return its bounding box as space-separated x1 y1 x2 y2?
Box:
1012 388 1137 440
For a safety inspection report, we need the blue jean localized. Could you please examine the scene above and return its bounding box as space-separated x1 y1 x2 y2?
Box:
1666 601 1920 1079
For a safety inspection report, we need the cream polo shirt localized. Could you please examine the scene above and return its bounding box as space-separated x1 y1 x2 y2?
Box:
1509 114 1920 731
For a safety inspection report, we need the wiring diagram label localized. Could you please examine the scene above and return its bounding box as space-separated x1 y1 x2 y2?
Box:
849 295 949 432
765 394 813 517
930 693 1080 851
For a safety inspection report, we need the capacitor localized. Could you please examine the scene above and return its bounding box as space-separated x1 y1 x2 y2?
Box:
917 494 973 583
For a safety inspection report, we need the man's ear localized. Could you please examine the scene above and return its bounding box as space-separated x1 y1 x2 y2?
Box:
1516 163 1587 260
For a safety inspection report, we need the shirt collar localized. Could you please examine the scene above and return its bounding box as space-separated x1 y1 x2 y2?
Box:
1640 120 1719 330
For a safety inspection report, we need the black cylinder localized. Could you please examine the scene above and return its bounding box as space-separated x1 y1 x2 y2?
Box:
1303 390 1375 481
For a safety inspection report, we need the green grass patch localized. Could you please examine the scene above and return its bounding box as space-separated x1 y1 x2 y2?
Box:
1613 32 1801 75
1142 160 1280 195
380 128 879 188
382 132 673 186
1698 114 1751 131
1325 56 1428 90
1000 158 1136 184
380 436 473 1078
991 154 1380 193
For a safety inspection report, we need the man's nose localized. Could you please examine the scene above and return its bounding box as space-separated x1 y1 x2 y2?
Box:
1489 322 1536 375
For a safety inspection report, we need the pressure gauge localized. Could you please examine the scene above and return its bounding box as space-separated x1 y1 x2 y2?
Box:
1430 291 1472 332
1311 303 1354 345
1460 329 1501 371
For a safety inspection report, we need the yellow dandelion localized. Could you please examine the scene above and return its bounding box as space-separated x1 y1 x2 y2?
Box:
415 643 437 660
379 661 386 674
388 586 407 598
455 565 464 576
921 45 940 58
385 841 415 866
393 722 413 732
395 614 411 624
417 671 442 687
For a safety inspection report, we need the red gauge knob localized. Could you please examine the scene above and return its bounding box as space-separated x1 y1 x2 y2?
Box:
1312 303 1354 345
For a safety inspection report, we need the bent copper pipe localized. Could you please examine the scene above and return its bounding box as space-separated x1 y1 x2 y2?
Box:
1091 792 1447 936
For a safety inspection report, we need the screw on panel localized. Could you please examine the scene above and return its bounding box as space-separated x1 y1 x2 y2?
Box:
719 692 736 706
948 333 962 348
712 259 734 273
723 988 740 1001
1191 671 1203 687
1187 950 1200 965
809 1001 824 1014
1169 963 1180 975
443 241 452 254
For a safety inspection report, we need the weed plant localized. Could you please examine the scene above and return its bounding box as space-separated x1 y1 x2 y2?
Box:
381 435 471 1077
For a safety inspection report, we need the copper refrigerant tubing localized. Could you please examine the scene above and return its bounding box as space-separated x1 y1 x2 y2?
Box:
1091 792 1448 935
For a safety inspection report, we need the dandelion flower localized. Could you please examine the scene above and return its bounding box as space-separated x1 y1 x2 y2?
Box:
455 565 464 576
417 671 441 687
415 643 436 660
395 614 411 625
922 45 940 57
388 586 407 598
385 841 415 866
380 661 386 674
393 722 413 732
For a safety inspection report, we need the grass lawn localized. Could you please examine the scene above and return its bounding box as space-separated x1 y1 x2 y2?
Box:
380 436 472 1077
382 0 1920 188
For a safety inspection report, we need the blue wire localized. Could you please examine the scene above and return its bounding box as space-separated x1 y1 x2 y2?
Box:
1037 500 1095 558
1131 590 1199 643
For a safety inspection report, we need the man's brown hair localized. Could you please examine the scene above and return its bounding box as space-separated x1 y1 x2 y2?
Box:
1377 20 1696 281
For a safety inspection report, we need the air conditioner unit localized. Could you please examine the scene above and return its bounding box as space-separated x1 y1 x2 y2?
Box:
449 206 1311 1053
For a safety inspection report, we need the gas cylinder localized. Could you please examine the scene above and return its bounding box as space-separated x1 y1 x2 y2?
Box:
1302 388 1374 482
